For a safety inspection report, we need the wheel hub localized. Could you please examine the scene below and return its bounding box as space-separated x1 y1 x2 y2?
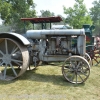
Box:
3 54 11 64
73 67 78 73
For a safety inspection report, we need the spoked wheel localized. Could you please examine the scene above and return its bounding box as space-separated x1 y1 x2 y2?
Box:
0 38 29 81
62 56 90 84
86 45 100 66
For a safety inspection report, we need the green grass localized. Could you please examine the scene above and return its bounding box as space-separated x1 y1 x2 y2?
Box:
0 63 100 100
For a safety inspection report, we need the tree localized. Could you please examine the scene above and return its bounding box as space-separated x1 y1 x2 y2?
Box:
35 10 55 29
90 0 100 35
63 0 92 29
0 0 36 33
40 10 55 17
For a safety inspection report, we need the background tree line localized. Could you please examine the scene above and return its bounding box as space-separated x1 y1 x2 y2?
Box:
0 0 99 35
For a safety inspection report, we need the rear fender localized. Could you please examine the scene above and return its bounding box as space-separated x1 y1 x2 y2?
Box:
0 32 30 46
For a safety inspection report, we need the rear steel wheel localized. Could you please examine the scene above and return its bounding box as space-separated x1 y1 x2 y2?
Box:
0 38 29 80
62 56 90 84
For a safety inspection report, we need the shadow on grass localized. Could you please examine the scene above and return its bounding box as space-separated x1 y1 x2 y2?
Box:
41 62 64 66
0 78 17 85
0 64 85 87
18 69 85 87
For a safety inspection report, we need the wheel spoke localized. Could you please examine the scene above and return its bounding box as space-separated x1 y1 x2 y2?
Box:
80 70 88 77
64 65 72 70
0 61 4 66
70 61 75 68
77 62 81 68
11 59 23 63
0 50 4 56
93 58 99 63
64 70 72 77
12 61 22 66
11 59 22 66
64 69 71 74
11 46 19 55
63 67 75 81
81 62 88 69
10 63 17 77
15 51 21 55
70 72 75 81
77 72 84 82
5 39 8 54
75 73 77 84
3 64 7 79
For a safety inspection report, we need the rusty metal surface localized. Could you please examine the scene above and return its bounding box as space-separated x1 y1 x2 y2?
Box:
21 16 62 23
62 56 90 84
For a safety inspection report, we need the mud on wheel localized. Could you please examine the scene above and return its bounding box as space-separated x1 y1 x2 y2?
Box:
0 38 29 81
62 56 90 84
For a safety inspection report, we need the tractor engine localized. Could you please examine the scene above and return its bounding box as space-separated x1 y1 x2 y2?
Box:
26 29 85 62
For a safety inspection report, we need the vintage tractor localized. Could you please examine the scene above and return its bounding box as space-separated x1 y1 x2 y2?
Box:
0 17 90 84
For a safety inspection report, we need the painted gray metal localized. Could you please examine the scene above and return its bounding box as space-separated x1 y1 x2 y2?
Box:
0 27 91 84
0 38 30 80
26 29 85 39
43 55 69 62
0 32 30 45
77 35 86 56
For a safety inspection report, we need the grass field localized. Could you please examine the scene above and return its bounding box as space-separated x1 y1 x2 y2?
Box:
0 63 100 100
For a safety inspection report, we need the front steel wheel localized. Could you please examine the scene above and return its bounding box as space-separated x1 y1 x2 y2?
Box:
0 38 29 81
62 56 90 84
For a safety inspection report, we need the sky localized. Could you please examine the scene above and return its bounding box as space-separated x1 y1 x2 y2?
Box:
0 0 95 25
34 0 94 17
